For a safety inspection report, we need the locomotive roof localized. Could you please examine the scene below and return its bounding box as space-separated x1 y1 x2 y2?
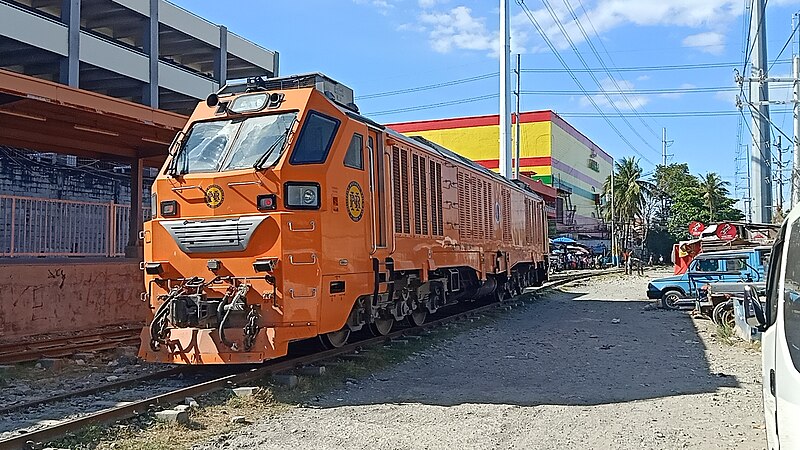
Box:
342 108 541 199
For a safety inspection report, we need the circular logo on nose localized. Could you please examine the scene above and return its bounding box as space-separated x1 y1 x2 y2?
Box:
346 181 364 222
204 184 224 209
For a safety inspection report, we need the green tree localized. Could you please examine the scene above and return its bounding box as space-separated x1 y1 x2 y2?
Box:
651 163 698 227
698 172 731 222
603 157 652 254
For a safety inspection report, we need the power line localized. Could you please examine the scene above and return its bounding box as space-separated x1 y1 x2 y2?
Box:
356 73 496 100
368 94 498 116
536 0 659 155
517 0 655 165
521 86 737 96
561 0 660 140
522 60 790 73
769 19 800 72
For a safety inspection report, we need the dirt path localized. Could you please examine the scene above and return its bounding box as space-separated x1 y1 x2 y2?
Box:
195 271 765 450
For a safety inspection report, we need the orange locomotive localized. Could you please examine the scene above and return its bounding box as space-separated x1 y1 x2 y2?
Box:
139 74 548 364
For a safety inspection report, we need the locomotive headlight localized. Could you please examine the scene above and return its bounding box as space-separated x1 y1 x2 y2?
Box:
284 182 320 209
302 188 316 205
160 200 178 217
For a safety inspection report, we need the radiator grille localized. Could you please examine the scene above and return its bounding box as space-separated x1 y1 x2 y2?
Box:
400 149 410 234
161 216 266 253
430 162 443 236
502 189 512 242
420 156 429 235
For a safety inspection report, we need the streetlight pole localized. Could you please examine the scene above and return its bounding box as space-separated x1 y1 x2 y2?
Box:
611 158 616 266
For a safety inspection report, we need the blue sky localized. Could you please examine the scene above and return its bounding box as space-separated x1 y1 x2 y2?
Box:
173 0 800 198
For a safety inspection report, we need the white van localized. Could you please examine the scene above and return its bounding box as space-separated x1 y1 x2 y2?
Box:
743 219 800 450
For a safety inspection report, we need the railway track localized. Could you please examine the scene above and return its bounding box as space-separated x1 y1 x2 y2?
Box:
0 270 613 450
0 327 141 364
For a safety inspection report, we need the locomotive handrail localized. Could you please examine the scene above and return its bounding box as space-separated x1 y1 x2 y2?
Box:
369 142 377 255
289 288 317 299
288 221 316 232
227 180 263 187
386 150 396 255
171 185 204 193
288 254 317 265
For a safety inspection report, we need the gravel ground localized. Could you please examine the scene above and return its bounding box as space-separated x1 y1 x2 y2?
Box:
195 270 765 450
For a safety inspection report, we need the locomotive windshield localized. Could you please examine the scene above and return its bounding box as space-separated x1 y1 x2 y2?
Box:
169 112 298 174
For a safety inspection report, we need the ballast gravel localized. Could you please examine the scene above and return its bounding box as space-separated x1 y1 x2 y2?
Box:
195 270 764 450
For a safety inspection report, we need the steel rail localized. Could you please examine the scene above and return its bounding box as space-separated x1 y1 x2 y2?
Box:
0 327 141 364
0 270 613 450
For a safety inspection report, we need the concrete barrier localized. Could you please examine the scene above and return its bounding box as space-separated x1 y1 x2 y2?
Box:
0 259 146 342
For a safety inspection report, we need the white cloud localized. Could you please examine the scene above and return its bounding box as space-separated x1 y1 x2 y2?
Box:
636 75 651 81
523 0 756 54
579 78 649 111
352 0 396 14
417 6 529 55
682 32 725 54
418 0 446 8
420 6 496 53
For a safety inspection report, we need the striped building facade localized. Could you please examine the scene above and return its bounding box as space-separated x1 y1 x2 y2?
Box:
389 111 613 243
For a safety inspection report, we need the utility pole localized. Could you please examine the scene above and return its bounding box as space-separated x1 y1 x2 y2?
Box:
775 135 786 213
792 12 800 207
750 0 773 223
661 128 673 166
499 0 513 179
514 54 521 180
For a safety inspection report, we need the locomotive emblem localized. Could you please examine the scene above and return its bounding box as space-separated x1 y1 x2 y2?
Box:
204 184 225 209
346 181 364 222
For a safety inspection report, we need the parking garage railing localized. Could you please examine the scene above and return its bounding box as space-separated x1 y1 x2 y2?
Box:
0 195 149 258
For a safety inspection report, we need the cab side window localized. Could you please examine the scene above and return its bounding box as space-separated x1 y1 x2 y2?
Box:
344 133 364 170
290 111 340 165
697 259 720 272
726 258 746 272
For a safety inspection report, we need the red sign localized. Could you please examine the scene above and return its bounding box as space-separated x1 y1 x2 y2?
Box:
716 223 738 241
688 221 706 237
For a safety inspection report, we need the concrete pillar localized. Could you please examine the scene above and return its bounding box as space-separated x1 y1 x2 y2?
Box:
143 0 159 108
272 51 280 78
215 25 228 87
125 158 144 259
60 0 80 87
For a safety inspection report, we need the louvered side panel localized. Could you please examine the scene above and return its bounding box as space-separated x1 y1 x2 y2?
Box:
435 163 444 235
392 147 402 233
502 189 511 242
458 172 466 240
412 154 422 235
401 149 410 234
488 184 494 240
429 162 439 236
484 181 490 241
420 157 429 235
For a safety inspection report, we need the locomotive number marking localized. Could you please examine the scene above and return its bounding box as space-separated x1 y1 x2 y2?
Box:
204 184 225 209
346 181 364 222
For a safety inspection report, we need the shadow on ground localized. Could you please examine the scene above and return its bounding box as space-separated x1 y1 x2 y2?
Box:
314 288 738 408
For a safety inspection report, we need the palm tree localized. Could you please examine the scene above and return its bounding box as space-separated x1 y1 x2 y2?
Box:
602 157 652 255
698 172 730 222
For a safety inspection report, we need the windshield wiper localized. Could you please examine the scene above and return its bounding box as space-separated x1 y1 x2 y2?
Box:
166 131 186 176
253 125 293 170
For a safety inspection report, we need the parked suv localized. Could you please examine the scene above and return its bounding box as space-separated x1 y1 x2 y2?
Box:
646 247 770 309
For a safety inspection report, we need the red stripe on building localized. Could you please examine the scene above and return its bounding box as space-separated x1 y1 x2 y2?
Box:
388 111 553 133
475 156 551 169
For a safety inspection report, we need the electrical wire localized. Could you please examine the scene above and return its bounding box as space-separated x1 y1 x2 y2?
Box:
768 19 800 72
521 86 737 96
562 0 660 139
535 0 659 155
517 0 655 166
356 73 497 100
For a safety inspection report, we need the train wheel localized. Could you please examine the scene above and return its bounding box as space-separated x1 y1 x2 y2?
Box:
369 317 394 336
319 328 350 349
407 309 427 327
